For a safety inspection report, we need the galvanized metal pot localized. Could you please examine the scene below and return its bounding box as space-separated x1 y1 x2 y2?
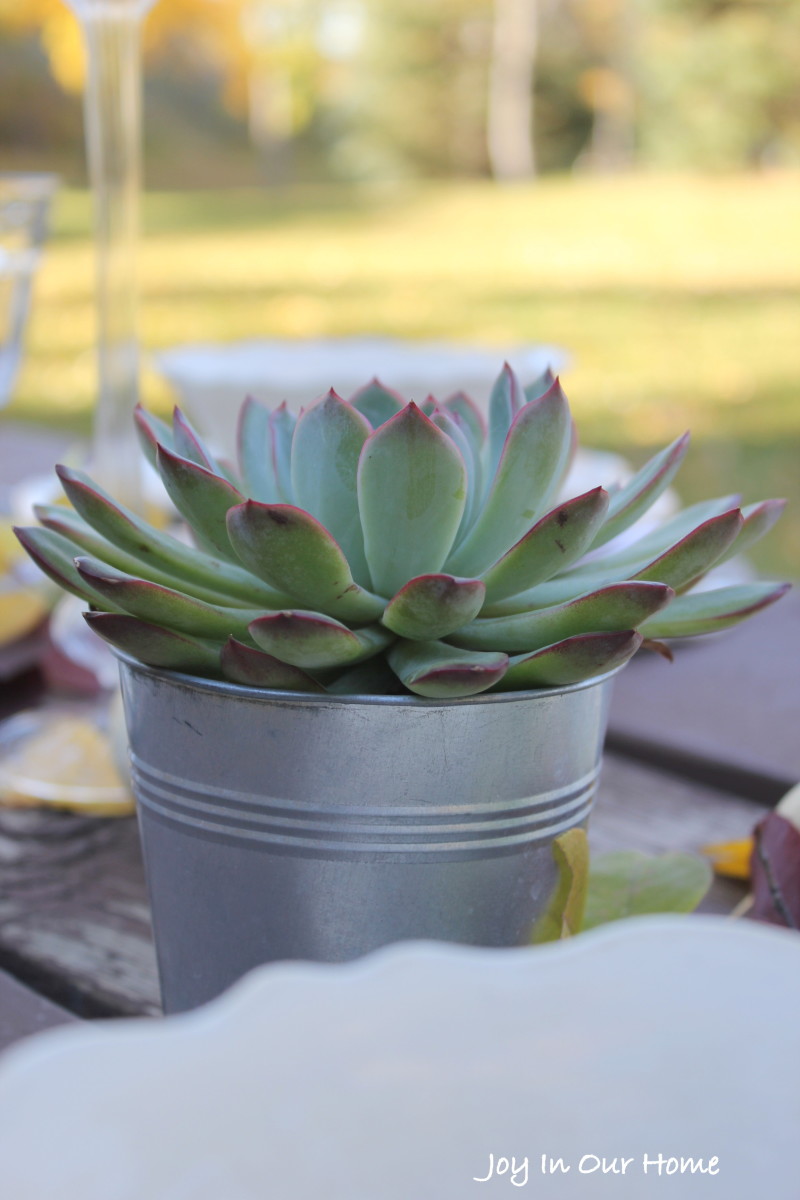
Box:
118 655 618 1014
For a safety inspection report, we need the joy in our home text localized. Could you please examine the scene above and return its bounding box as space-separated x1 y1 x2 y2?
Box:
473 1152 720 1187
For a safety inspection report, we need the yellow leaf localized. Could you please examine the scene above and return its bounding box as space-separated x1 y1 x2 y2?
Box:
532 827 590 943
0 521 23 573
0 587 50 646
0 714 134 817
701 838 753 881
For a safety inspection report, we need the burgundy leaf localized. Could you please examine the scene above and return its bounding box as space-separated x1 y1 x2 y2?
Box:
750 813 800 930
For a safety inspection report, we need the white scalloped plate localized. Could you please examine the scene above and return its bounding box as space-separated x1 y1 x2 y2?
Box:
0 916 798 1198
154 337 568 455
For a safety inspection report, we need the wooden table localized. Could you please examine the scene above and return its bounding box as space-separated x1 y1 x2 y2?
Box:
0 421 796 1049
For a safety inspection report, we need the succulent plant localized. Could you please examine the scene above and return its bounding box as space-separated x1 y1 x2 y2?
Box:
15 366 789 699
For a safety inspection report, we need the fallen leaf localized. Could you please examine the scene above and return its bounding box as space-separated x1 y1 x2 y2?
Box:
749 813 800 930
582 850 712 931
701 838 752 881
531 827 589 943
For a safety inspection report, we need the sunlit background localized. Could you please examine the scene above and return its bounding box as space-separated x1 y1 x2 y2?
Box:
1 0 798 574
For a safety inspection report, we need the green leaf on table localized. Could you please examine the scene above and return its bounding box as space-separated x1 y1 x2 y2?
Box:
582 850 712 930
531 828 590 943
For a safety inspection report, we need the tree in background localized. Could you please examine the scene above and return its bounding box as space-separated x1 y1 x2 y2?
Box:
487 0 539 178
0 0 798 180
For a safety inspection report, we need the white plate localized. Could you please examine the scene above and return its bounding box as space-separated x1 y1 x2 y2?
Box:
0 916 797 1198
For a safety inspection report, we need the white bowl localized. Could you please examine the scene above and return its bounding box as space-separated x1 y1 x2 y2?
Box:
154 337 567 456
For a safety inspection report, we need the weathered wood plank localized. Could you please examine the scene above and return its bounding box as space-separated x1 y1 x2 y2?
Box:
0 967 78 1054
608 593 800 803
0 754 762 1018
0 807 159 1017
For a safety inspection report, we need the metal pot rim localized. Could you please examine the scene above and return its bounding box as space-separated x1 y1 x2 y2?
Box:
113 649 627 709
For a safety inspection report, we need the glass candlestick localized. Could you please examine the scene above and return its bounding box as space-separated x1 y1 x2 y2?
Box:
66 0 158 510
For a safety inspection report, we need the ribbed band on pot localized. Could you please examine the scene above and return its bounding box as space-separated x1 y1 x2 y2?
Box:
130 755 600 862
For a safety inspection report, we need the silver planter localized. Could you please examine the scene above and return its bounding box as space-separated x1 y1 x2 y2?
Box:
118 656 617 1014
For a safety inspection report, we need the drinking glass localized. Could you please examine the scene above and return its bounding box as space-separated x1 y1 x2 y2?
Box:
0 174 58 410
64 0 159 510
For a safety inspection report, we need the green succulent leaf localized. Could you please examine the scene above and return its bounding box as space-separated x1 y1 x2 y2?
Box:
523 366 556 403
156 445 244 561
249 611 391 670
382 574 486 641
515 508 745 612
634 508 743 591
227 500 385 623
447 376 572 577
564 494 741 578
486 362 524 482
349 378 405 428
270 402 296 502
13 526 124 610
171 407 217 472
54 464 289 607
502 630 643 689
33 505 252 609
640 581 791 639
325 657 405 695
357 403 468 596
237 395 280 502
134 404 174 470
589 432 690 551
582 850 712 931
388 639 508 698
712 498 787 569
531 828 590 944
480 487 610 606
74 557 263 642
431 406 483 540
441 391 486 449
453 581 672 653
83 612 221 673
220 637 325 692
290 389 372 585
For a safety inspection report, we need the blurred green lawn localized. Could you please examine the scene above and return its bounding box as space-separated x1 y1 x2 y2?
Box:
6 173 799 576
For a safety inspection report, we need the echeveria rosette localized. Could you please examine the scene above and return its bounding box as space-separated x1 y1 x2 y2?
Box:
15 366 789 699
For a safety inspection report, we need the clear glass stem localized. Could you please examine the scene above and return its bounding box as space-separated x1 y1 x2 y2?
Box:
81 6 143 510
